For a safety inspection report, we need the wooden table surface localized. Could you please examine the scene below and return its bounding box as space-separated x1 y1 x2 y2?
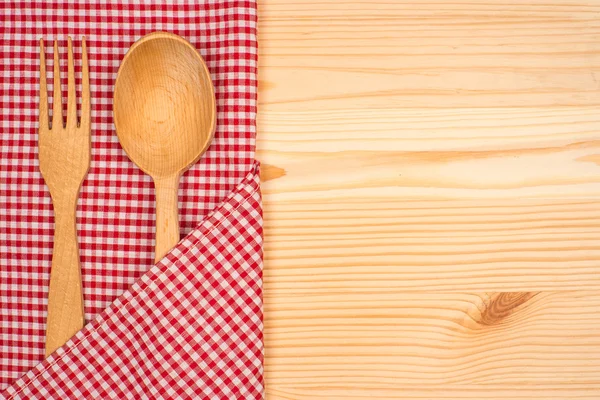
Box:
257 1 600 398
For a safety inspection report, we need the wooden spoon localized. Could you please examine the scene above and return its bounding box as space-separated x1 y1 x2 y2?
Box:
114 32 215 262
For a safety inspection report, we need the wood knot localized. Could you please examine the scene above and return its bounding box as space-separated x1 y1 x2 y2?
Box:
478 292 538 326
261 164 286 182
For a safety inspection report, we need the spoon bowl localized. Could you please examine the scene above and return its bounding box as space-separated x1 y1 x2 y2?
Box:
114 32 215 261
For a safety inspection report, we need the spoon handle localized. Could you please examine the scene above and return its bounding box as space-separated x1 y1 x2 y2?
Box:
154 175 181 262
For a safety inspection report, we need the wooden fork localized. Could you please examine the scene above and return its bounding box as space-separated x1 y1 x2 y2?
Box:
38 37 90 356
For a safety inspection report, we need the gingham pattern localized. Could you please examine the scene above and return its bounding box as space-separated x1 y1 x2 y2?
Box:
0 0 262 397
2 168 263 399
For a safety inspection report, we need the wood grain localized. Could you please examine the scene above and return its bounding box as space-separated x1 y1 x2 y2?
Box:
258 0 600 398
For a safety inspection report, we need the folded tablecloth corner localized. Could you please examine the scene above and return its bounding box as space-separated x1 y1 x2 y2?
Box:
3 162 263 399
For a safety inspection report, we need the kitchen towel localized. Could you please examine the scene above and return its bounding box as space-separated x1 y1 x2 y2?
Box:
0 1 262 398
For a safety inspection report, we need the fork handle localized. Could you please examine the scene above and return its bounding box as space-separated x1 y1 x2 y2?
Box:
154 174 181 263
45 198 85 357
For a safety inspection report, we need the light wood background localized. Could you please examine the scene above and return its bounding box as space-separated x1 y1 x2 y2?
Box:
256 1 600 398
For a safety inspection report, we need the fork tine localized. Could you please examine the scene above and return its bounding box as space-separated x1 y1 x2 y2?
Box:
39 39 49 131
52 40 63 129
66 37 77 128
80 37 90 129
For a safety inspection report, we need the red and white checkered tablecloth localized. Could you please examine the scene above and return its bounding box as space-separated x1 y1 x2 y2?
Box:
0 1 262 398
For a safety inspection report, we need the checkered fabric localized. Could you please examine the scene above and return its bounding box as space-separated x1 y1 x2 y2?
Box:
0 1 262 398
